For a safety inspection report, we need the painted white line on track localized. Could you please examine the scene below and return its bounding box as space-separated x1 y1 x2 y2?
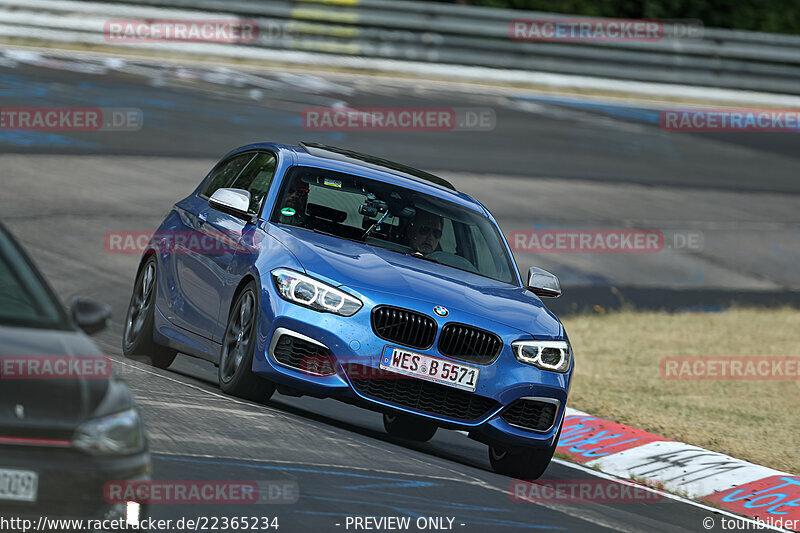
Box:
136 399 272 415
151 452 645 533
116 360 656 530
114 358 288 416
117 359 782 531
118 358 496 481
154 450 480 484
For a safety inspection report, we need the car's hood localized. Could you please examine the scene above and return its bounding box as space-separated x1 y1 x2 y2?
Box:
268 226 564 338
0 325 130 433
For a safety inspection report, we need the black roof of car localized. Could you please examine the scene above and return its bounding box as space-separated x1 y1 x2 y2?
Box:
298 142 457 192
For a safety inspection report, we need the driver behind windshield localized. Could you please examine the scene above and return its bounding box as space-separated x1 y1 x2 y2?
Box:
408 210 443 255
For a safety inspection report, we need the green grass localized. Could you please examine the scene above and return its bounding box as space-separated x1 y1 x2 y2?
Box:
562 308 800 474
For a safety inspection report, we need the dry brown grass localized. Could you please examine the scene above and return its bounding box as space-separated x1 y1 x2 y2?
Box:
562 308 800 474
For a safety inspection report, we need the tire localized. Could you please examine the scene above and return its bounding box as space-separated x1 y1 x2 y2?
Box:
122 256 177 369
383 413 437 442
218 282 275 402
488 427 560 480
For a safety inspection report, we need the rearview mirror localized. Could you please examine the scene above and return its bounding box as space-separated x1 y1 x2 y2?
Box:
526 267 562 298
208 188 251 220
71 297 111 335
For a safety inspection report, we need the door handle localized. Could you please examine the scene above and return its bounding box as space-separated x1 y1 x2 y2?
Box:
197 213 208 226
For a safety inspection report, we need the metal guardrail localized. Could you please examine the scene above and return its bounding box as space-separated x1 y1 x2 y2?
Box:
2 0 800 94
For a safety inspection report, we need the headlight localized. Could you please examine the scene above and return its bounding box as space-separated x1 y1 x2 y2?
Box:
271 268 362 317
72 408 146 455
512 340 572 373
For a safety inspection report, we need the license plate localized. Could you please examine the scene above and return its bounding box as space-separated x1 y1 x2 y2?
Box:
380 346 480 392
0 468 38 502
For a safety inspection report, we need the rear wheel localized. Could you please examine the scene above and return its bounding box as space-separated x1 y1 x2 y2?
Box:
383 413 437 442
218 282 275 402
122 257 177 369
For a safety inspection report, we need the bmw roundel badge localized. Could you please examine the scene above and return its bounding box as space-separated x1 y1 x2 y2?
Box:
433 306 449 317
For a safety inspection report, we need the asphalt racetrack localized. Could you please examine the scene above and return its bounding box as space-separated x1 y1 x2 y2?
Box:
2 49 798 532
4 50 799 313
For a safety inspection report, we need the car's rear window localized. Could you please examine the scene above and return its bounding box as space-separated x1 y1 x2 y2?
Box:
270 166 517 284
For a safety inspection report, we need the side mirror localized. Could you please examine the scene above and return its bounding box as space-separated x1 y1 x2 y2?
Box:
208 188 251 220
527 267 562 298
71 297 111 335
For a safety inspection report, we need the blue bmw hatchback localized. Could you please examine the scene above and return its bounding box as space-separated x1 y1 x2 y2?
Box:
123 142 572 479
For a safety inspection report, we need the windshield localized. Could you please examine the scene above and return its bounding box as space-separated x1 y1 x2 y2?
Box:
270 166 517 284
0 228 69 329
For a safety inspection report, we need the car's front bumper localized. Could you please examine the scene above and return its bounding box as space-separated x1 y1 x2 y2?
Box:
253 284 571 450
0 446 150 527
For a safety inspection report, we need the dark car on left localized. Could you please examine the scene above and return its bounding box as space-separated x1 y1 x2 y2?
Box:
0 221 149 528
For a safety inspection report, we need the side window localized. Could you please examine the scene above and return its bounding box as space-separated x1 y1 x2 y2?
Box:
201 153 254 199
232 152 278 214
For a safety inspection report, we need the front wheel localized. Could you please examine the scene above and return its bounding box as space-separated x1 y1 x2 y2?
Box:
489 425 560 480
383 413 437 442
488 444 556 480
218 282 275 402
122 256 177 369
